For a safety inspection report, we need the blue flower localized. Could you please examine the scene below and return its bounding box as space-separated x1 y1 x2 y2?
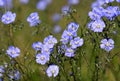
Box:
88 11 101 20
0 0 13 10
8 70 21 80
100 38 114 52
68 0 80 5
43 35 57 48
0 66 4 73
70 37 84 49
97 0 106 6
116 0 120 2
41 44 52 55
91 1 100 8
112 6 120 16
32 42 43 51
105 0 114 3
51 13 62 23
53 25 61 34
36 0 48 11
65 47 75 57
61 30 77 44
36 53 50 65
14 70 21 80
61 5 71 15
6 46 20 58
1 11 16 24
44 0 52 4
89 7 104 20
46 65 59 77
87 19 105 32
0 66 4 77
27 12 41 27
19 0 29 4
103 6 118 20
0 78 3 81
67 22 79 32
58 44 67 54
0 0 4 7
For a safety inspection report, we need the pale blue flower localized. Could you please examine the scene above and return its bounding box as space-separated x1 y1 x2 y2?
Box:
19 0 29 4
6 46 20 58
116 0 120 2
87 19 105 32
27 12 41 27
52 13 61 23
103 6 119 20
62 30 77 39
36 0 48 11
46 65 59 77
67 22 79 32
0 0 13 10
43 35 57 48
70 37 84 49
61 5 71 15
8 70 21 80
65 47 75 57
41 44 52 55
68 0 80 5
0 78 3 81
1 11 16 24
53 25 61 34
0 66 4 73
105 0 114 3
32 42 43 51
58 44 67 54
100 38 114 52
44 0 52 4
0 66 4 77
89 7 104 20
0 0 4 7
89 11 101 20
36 53 50 65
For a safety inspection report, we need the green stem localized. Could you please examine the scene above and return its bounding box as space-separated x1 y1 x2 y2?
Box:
9 24 14 45
69 58 76 81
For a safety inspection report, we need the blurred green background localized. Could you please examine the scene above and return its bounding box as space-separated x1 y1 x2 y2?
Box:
0 0 120 81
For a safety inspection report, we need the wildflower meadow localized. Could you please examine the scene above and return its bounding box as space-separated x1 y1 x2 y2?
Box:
0 0 120 81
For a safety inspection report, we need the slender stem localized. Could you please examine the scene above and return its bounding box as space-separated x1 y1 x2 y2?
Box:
9 24 14 45
69 58 76 81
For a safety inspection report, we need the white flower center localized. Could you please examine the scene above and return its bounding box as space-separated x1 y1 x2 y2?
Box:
40 56 45 61
67 32 72 36
106 42 110 46
6 17 10 21
48 40 53 44
11 51 16 54
96 24 101 28
68 49 73 53
75 41 79 44
51 70 55 74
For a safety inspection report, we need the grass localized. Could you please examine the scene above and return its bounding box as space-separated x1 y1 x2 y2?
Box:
0 0 120 81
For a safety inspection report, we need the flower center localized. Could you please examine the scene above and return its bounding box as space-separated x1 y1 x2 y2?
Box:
48 40 53 44
96 24 101 28
67 32 72 36
6 17 10 21
106 42 110 46
72 26 75 30
11 51 16 54
51 70 55 74
36 45 40 48
40 56 45 61
45 48 49 52
75 41 79 44
68 48 73 53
